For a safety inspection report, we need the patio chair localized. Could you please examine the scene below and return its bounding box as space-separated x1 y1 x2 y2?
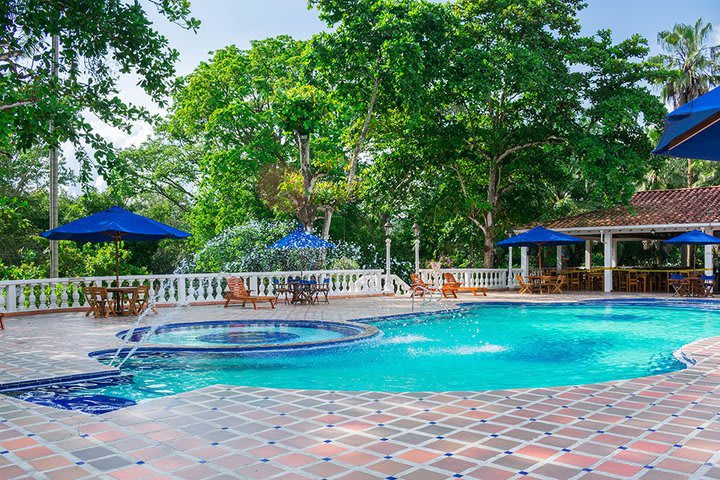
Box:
701 275 715 297
315 278 331 304
224 277 277 310
272 278 293 304
0 312 4 330
83 286 96 317
669 274 686 296
549 274 566 294
626 272 641 292
441 273 488 298
515 274 534 294
409 273 442 297
130 285 157 316
89 287 116 318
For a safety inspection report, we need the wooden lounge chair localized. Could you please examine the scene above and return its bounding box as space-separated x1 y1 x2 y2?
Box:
0 312 4 330
516 274 534 294
409 273 442 297
224 277 277 309
441 273 488 298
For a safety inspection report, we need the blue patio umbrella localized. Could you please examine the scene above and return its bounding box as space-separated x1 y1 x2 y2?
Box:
496 225 584 271
653 86 720 161
268 228 334 274
40 206 191 284
664 230 720 274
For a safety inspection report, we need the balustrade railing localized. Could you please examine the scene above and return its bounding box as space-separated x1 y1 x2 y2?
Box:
418 268 522 290
0 267 518 314
0 269 387 314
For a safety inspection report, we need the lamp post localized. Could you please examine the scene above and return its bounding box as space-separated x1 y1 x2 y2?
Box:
413 222 420 274
384 220 393 293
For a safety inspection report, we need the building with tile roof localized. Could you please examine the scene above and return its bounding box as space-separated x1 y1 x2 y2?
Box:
511 186 720 291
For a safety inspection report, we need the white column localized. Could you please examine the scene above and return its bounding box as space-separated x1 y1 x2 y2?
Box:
414 238 420 274
508 247 513 287
520 247 529 277
585 240 592 269
704 229 714 276
556 246 563 273
603 232 613 292
384 237 392 292
611 239 618 267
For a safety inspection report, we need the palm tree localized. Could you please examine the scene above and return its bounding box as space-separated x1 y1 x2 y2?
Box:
652 18 720 187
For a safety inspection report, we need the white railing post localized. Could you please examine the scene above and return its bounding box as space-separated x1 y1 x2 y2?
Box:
7 284 16 312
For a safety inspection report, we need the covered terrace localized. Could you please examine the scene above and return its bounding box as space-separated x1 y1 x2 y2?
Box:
512 186 720 292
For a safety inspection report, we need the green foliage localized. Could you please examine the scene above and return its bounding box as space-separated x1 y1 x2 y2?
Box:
0 0 199 177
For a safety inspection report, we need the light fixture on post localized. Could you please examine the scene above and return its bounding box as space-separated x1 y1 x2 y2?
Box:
413 222 420 274
384 220 393 293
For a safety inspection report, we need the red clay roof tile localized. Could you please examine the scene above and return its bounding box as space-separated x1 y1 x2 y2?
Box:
546 186 720 229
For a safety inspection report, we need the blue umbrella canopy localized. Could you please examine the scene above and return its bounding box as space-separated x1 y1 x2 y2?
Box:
40 206 191 284
653 86 720 161
496 226 584 248
40 206 191 242
497 226 584 272
268 228 335 250
664 229 720 245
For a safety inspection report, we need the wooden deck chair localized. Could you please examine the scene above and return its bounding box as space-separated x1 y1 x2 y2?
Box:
441 273 488 298
669 274 686 296
224 277 277 309
89 287 116 317
409 273 442 297
549 274 566 294
516 274 534 294
129 285 157 315
0 312 4 330
701 275 715 297
83 286 97 317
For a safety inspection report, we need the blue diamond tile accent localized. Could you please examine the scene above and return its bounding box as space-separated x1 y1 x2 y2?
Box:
260 458 269 463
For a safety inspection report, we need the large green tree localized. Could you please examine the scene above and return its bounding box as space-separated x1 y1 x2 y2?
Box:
0 0 199 175
367 0 665 268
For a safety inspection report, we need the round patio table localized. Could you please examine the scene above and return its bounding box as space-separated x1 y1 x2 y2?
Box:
106 287 138 315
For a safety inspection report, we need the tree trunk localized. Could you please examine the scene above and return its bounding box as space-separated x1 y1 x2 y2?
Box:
687 159 693 188
321 206 334 240
296 132 316 230
483 213 495 268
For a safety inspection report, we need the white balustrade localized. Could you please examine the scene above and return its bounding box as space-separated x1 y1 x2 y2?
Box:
419 268 521 291
0 268 520 314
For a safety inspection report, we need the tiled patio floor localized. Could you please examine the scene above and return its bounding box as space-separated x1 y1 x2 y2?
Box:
2 293 720 479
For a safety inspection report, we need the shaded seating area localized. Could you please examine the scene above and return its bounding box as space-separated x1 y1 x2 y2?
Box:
83 285 157 317
515 273 566 294
506 187 720 292
224 277 277 309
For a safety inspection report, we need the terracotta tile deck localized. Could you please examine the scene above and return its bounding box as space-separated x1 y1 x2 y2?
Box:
1 293 720 479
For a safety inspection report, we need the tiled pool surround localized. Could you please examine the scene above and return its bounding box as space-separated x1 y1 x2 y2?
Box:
3 293 720 479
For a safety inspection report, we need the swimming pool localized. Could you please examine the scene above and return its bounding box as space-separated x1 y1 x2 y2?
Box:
6 300 720 412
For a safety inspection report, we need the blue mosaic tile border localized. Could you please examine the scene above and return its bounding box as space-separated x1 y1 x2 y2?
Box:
0 370 121 392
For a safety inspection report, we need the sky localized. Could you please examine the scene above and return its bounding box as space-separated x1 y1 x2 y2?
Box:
84 0 720 188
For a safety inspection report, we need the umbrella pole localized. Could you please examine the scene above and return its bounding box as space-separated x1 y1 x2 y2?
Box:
115 235 120 287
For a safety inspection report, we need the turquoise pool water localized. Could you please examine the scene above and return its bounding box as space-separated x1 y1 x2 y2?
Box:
78 300 720 403
7 300 720 413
